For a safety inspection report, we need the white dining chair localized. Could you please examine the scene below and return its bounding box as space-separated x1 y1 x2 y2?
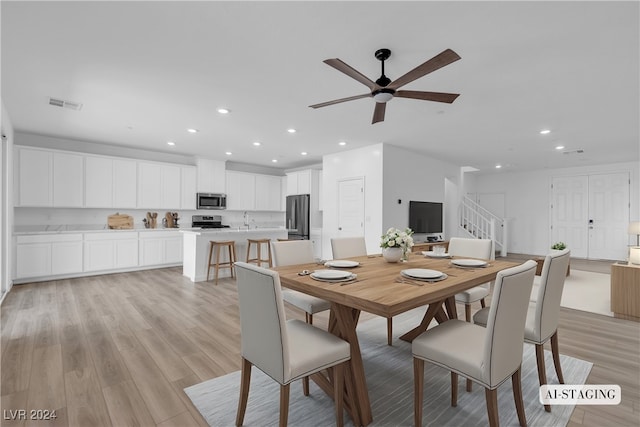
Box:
412 260 536 427
448 237 494 322
330 236 368 260
271 240 332 325
234 262 351 427
474 248 571 412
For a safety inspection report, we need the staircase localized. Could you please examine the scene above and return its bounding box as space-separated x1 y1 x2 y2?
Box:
458 196 508 257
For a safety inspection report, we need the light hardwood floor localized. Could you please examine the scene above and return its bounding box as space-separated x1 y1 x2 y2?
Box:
1 266 638 427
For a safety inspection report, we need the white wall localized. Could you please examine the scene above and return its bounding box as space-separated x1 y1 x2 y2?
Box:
322 144 384 258
471 161 640 256
1 100 15 297
382 144 459 242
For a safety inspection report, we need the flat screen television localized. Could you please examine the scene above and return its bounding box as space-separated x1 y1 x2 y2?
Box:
409 201 443 234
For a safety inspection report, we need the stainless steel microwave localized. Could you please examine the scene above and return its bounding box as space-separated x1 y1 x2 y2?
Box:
196 193 227 210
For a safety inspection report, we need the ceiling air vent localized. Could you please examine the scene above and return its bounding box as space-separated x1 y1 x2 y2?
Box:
48 97 83 111
562 149 584 155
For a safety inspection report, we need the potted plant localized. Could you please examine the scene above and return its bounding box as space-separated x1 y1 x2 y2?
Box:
551 241 567 250
380 227 414 262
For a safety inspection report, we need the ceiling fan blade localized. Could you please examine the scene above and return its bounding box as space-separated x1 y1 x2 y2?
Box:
309 93 371 109
394 90 460 104
372 102 386 124
324 58 378 90
387 49 461 90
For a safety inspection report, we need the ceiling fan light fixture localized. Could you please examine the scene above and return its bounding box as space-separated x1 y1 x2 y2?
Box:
373 89 394 103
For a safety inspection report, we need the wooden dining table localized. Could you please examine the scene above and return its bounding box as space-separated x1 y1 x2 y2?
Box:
274 251 519 426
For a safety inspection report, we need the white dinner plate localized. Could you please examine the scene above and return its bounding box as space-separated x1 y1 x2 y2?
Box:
311 269 353 280
422 251 452 258
451 259 488 268
324 260 360 268
401 269 444 280
311 272 357 282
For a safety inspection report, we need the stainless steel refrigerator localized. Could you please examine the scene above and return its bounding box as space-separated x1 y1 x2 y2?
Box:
286 194 310 240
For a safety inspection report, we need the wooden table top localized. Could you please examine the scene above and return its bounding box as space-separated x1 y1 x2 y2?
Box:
274 253 519 318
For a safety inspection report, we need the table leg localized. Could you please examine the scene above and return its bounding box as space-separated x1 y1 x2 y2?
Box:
330 303 373 426
444 296 458 320
399 299 446 342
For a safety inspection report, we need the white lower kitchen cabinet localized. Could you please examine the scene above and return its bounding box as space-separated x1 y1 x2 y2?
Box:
15 234 83 279
84 232 139 272
139 231 182 266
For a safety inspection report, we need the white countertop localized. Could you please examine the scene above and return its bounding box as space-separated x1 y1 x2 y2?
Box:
14 225 286 235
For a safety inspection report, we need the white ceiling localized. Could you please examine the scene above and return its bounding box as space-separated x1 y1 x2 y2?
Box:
2 1 638 172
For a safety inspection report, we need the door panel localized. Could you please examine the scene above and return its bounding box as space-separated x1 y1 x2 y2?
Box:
588 173 629 260
551 176 588 258
337 178 364 236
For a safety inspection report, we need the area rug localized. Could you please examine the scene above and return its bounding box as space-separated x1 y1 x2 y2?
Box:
559 270 612 317
185 308 592 427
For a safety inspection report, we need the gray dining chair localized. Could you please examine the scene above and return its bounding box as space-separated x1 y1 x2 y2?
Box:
412 260 536 427
271 240 332 326
235 262 351 427
474 248 571 412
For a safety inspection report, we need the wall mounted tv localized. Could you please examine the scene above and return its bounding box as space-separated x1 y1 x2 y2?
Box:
409 201 443 234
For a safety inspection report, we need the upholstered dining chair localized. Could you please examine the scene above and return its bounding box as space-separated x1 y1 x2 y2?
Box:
412 260 536 427
234 262 351 427
271 240 332 325
448 237 494 322
474 248 571 412
330 236 368 259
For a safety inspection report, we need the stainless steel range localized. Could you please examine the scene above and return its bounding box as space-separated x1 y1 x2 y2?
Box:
191 215 230 229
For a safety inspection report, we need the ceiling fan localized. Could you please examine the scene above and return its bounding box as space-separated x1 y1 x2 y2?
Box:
309 48 461 124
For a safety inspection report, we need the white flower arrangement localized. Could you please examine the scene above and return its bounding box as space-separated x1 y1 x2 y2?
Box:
380 227 415 252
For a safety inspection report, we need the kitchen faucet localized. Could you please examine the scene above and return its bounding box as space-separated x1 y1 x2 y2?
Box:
243 211 250 229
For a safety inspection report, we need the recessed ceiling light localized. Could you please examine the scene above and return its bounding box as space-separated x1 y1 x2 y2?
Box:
495 164 502 169
338 141 347 146
253 141 261 146
540 129 551 135
301 152 308 156
217 108 230 114
555 145 565 150
225 151 232 156
287 128 296 134
271 159 278 163
167 141 175 146
187 128 199 133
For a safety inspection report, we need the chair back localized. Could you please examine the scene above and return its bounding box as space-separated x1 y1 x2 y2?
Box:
482 260 537 386
271 240 315 267
532 249 571 342
331 236 367 259
448 237 494 260
235 262 290 384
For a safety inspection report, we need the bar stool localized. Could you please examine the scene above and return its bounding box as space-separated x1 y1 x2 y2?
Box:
207 240 237 285
246 238 272 268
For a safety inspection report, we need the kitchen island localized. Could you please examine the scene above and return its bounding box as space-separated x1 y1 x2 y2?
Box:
181 228 287 282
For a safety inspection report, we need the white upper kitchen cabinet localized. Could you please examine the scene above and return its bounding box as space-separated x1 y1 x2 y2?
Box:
181 166 197 209
112 159 137 208
16 147 84 207
286 169 315 196
255 174 283 211
53 152 84 207
226 171 256 210
196 158 226 193
85 156 113 208
17 147 52 206
137 161 181 209
86 156 138 208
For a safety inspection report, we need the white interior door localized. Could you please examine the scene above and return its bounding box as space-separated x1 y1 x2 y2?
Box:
337 178 364 236
588 172 629 260
551 176 589 258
